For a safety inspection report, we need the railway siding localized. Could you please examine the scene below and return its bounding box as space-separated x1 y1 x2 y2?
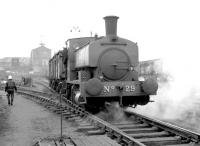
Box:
17 88 200 146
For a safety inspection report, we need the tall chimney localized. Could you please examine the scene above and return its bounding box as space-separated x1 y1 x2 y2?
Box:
104 16 119 40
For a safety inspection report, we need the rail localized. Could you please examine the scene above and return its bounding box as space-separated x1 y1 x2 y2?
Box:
17 88 200 146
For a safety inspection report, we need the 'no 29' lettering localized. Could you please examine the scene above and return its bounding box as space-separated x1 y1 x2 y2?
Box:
125 85 135 92
104 85 135 93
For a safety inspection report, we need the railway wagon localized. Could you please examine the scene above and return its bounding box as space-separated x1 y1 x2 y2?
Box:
49 16 158 111
49 50 65 91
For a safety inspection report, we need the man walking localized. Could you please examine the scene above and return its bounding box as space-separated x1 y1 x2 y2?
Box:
5 75 17 105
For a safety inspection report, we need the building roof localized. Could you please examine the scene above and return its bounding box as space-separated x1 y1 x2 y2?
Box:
32 43 51 52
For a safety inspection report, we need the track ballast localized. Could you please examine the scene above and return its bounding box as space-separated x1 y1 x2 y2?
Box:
17 88 200 146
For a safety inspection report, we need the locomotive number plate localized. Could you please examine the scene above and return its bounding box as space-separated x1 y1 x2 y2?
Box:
103 85 135 93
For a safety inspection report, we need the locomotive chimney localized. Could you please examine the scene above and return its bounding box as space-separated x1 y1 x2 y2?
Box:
104 16 119 41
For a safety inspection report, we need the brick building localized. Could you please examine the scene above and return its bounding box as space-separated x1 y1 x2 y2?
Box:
30 43 51 75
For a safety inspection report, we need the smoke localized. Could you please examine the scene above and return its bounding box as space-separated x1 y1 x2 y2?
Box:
132 57 200 132
96 102 129 123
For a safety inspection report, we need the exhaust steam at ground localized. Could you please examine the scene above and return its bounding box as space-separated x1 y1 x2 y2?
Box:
97 102 129 123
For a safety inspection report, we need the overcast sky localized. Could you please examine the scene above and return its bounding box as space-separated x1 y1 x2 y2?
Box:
0 0 199 61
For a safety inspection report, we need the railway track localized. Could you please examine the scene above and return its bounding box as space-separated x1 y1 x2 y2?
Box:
17 88 200 146
18 86 53 97
33 80 55 93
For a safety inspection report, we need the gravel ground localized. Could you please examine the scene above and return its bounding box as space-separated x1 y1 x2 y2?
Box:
0 91 80 146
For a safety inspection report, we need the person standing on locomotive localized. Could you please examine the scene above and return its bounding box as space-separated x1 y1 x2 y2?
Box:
5 75 17 106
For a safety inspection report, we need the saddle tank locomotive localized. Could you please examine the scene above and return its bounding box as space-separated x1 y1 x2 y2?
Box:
49 16 158 112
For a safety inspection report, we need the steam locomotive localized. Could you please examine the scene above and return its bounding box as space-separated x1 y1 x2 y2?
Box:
49 16 158 111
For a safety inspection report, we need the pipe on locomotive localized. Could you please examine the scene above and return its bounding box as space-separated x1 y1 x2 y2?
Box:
104 16 119 41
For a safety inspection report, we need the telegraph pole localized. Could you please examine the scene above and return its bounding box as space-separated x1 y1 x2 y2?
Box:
59 87 63 143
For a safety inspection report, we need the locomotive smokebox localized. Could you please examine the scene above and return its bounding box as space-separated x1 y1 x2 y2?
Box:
104 16 119 41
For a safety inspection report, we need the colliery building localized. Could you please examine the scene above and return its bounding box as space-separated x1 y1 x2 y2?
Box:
0 57 30 69
30 43 51 75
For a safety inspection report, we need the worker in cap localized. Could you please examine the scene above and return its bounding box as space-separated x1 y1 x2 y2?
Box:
5 75 17 105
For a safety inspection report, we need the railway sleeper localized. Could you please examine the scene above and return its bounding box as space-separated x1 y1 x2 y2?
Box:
165 142 199 146
37 100 51 105
67 116 82 121
116 135 136 145
72 118 85 123
55 110 69 115
129 131 170 138
46 102 58 107
77 125 97 131
64 114 78 119
40 100 55 105
41 104 53 109
60 112 72 116
122 126 159 134
137 136 184 145
112 121 141 125
43 103 55 107
78 123 93 127
74 116 86 122
45 106 59 111
117 123 149 129
53 109 68 114
87 129 106 135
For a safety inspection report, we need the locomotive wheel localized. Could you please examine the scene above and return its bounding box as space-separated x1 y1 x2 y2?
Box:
70 85 103 114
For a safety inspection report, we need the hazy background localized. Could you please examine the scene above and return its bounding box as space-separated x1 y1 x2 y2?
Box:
0 0 199 60
1 0 200 128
